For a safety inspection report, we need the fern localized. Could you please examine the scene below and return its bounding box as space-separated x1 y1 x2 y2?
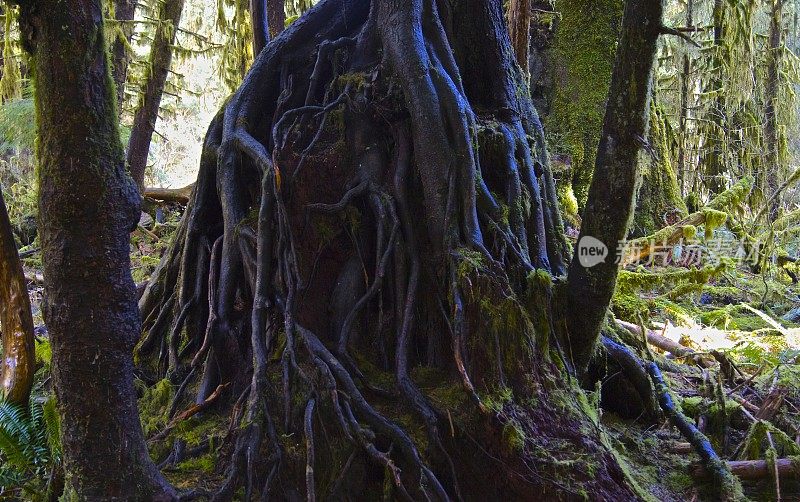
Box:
0 395 61 497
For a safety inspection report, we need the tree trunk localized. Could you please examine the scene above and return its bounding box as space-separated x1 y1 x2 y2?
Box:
677 0 693 194
703 0 728 195
250 0 269 55
110 0 137 111
126 0 185 191
0 186 34 405
631 99 688 237
267 0 285 39
565 0 664 376
547 0 623 211
14 1 175 498
507 0 531 77
135 0 645 498
764 0 784 219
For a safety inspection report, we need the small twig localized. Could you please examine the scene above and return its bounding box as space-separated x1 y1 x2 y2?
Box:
660 25 701 47
766 430 782 502
150 382 230 442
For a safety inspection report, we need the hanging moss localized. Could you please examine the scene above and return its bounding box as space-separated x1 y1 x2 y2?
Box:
546 0 624 209
0 7 22 103
701 209 727 239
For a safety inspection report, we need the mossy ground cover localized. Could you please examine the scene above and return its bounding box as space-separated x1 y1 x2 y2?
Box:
609 253 800 500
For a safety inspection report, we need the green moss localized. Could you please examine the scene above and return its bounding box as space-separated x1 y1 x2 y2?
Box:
483 386 513 413
702 209 728 239
137 379 173 436
632 102 688 237
335 72 370 93
455 248 486 280
35 339 51 366
547 0 624 208
557 182 580 228
502 420 526 452
176 453 216 473
740 420 800 460
613 264 729 320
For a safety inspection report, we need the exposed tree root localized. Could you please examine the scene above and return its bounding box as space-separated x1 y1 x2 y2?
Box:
137 0 642 499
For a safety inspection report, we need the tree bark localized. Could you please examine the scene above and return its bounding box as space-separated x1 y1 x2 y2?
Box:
134 0 642 498
111 0 137 111
764 0 784 219
14 1 175 498
126 0 185 191
267 0 285 39
250 0 269 55
631 99 687 237
547 0 623 210
677 0 693 194
507 0 531 77
565 0 664 377
0 186 34 405
703 0 727 195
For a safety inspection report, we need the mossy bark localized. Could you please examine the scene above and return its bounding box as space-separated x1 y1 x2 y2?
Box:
631 100 688 237
14 0 174 498
110 0 137 110
135 0 644 498
763 0 784 218
546 0 623 211
565 0 664 377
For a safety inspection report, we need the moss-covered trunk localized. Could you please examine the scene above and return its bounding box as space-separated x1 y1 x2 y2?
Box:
763 0 784 218
15 0 174 497
565 0 664 376
134 0 651 498
110 0 137 111
631 100 688 237
547 0 623 211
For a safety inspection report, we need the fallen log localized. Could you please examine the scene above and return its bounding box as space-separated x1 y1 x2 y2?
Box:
693 459 800 481
615 318 714 368
144 184 194 204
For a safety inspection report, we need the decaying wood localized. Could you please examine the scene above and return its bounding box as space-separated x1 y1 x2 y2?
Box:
693 458 800 481
144 184 194 204
615 318 714 367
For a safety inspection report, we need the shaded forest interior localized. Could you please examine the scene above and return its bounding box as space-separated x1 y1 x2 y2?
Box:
0 0 800 501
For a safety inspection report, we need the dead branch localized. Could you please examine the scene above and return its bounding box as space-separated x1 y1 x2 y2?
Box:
615 319 714 368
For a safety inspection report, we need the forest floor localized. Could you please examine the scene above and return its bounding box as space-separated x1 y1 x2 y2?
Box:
11 201 800 501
